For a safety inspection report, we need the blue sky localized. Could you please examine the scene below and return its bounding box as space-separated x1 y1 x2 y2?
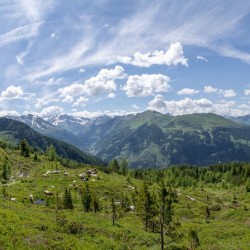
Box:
1 0 250 118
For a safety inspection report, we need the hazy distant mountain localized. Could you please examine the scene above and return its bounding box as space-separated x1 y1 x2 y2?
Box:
0 117 103 165
8 114 85 149
7 111 250 168
228 115 250 126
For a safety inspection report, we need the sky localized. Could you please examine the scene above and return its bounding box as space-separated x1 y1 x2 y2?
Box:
1 0 250 118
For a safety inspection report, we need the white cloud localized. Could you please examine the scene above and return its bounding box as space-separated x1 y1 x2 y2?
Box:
72 97 89 107
244 89 250 96
98 65 126 79
204 86 218 93
40 106 65 117
132 104 139 110
35 96 59 108
62 96 74 103
147 96 249 116
0 23 42 47
18 0 55 22
148 94 167 112
71 109 135 119
0 110 20 117
196 56 208 62
117 42 188 67
220 89 236 98
124 74 170 97
108 93 116 99
177 88 199 95
204 85 236 97
1 85 24 99
14 1 250 83
59 66 125 98
78 68 85 73
50 33 56 38
0 85 33 100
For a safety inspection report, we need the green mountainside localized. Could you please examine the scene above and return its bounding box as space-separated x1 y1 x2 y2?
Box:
7 112 250 168
0 117 103 166
0 142 249 249
79 111 250 167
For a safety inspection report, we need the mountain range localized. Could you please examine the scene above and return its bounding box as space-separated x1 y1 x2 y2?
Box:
0 117 103 166
5 111 250 168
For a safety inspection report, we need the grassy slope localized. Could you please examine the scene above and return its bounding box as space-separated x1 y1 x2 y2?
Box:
0 148 249 249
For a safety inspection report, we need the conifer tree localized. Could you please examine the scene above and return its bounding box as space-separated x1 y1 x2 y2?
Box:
33 152 38 162
20 139 30 157
82 183 92 212
63 188 73 209
136 182 155 231
2 159 10 181
157 182 178 250
120 159 128 175
47 144 56 161
108 159 120 173
91 193 100 213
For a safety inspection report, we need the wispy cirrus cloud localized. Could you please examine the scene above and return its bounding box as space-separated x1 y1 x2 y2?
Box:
18 0 250 81
0 23 41 47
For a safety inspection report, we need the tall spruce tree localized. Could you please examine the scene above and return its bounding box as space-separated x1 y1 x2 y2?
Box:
120 159 128 176
82 183 92 212
157 182 178 250
63 188 73 209
108 159 120 173
136 182 155 231
20 139 30 157
2 159 10 181
47 144 56 161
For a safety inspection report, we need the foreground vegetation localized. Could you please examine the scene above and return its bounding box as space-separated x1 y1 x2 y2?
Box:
0 140 250 249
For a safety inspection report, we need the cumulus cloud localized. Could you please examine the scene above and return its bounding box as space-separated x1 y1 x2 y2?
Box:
220 89 236 98
35 97 59 109
196 56 208 62
62 96 74 103
177 88 199 95
0 85 33 100
123 74 170 97
244 89 250 96
203 85 236 97
71 109 135 119
0 110 20 117
59 66 125 98
204 86 218 93
1 86 24 99
72 97 89 107
117 42 188 67
40 106 64 117
148 94 167 112
147 96 248 116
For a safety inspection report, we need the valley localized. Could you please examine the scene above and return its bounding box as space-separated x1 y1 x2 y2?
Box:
8 111 250 167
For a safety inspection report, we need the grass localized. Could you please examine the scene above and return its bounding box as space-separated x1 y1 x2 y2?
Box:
0 148 250 249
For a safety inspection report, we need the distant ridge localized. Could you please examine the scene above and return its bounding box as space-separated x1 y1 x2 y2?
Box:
0 117 103 165
6 111 250 168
